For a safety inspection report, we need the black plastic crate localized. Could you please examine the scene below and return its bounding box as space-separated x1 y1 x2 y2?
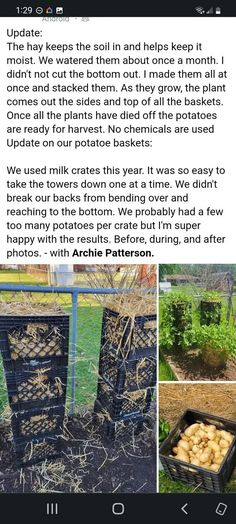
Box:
2 353 68 375
101 308 156 357
99 349 156 393
11 405 65 442
6 367 67 412
159 409 236 493
95 380 153 421
98 414 147 440
15 434 62 467
0 315 69 361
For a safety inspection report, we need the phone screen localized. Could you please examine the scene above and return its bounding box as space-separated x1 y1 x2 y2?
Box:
0 2 235 522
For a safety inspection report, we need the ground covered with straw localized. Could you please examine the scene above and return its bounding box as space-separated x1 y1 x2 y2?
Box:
0 410 156 493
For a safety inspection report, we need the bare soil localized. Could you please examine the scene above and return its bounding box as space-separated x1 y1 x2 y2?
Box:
166 349 236 381
0 410 156 494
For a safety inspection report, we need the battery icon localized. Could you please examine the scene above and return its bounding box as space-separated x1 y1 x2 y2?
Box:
215 7 221 14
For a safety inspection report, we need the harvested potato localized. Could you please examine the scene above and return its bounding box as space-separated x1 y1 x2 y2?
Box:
190 458 200 466
170 421 233 473
191 435 201 444
180 433 189 442
220 430 233 444
177 440 190 452
199 448 212 463
176 449 190 463
219 439 229 449
214 455 223 465
185 423 200 438
210 463 219 472
208 441 220 453
221 448 228 457
207 431 216 440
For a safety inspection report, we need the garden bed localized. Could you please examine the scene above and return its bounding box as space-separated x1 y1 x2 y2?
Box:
0 409 156 493
165 350 236 381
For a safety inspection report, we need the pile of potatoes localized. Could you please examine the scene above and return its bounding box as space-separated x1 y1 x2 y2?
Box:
171 422 234 472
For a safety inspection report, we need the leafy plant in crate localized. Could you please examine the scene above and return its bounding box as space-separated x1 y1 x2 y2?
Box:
199 290 222 326
159 292 192 351
192 323 236 368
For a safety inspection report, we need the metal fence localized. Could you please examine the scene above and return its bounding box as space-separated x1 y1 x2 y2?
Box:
0 283 134 415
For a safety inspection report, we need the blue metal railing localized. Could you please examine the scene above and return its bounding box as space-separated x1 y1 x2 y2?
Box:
0 283 131 414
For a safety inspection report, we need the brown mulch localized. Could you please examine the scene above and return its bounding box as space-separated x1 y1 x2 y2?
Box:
160 383 236 428
0 410 156 494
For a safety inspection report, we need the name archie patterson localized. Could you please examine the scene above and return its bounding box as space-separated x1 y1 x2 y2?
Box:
71 248 153 257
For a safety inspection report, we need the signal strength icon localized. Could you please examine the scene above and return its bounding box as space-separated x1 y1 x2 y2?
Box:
195 6 205 14
206 6 214 13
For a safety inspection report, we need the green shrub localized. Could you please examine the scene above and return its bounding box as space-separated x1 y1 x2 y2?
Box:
192 323 236 366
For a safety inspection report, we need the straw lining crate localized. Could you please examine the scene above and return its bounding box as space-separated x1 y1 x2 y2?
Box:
6 367 67 412
11 405 65 442
100 349 156 393
15 434 62 467
94 306 156 439
159 409 236 493
95 381 153 421
0 315 69 362
101 308 157 357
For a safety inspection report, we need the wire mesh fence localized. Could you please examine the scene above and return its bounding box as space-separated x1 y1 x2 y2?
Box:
0 265 157 425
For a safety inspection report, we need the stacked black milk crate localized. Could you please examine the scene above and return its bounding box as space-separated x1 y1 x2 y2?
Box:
0 313 69 467
94 307 157 439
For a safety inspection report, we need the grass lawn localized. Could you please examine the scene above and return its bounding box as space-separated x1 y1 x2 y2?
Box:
0 270 104 412
159 471 236 493
159 353 176 381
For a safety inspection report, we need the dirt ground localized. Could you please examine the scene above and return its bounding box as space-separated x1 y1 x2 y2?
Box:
159 383 236 428
0 410 156 494
166 350 236 381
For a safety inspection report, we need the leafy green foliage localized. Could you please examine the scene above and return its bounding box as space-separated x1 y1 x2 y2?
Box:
201 290 222 302
191 323 236 362
159 419 170 444
159 292 192 350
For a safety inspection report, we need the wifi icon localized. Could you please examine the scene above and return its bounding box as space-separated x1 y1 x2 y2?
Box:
195 6 205 14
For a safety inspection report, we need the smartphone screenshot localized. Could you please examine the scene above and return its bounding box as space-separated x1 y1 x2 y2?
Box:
0 1 235 522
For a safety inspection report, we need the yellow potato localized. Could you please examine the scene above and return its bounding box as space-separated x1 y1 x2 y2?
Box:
220 430 233 444
180 433 189 442
214 455 223 465
219 439 229 449
208 441 220 453
207 431 216 441
191 436 202 445
172 447 179 454
197 429 208 439
178 440 190 452
199 448 211 463
210 463 219 472
190 458 200 466
185 423 200 438
192 445 199 454
176 449 190 463
206 424 216 432
221 448 228 457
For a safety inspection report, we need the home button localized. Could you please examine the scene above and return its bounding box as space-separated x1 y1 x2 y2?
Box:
112 503 125 516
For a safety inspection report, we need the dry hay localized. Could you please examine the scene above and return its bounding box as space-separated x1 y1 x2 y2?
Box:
104 292 156 318
0 297 65 316
159 383 236 428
